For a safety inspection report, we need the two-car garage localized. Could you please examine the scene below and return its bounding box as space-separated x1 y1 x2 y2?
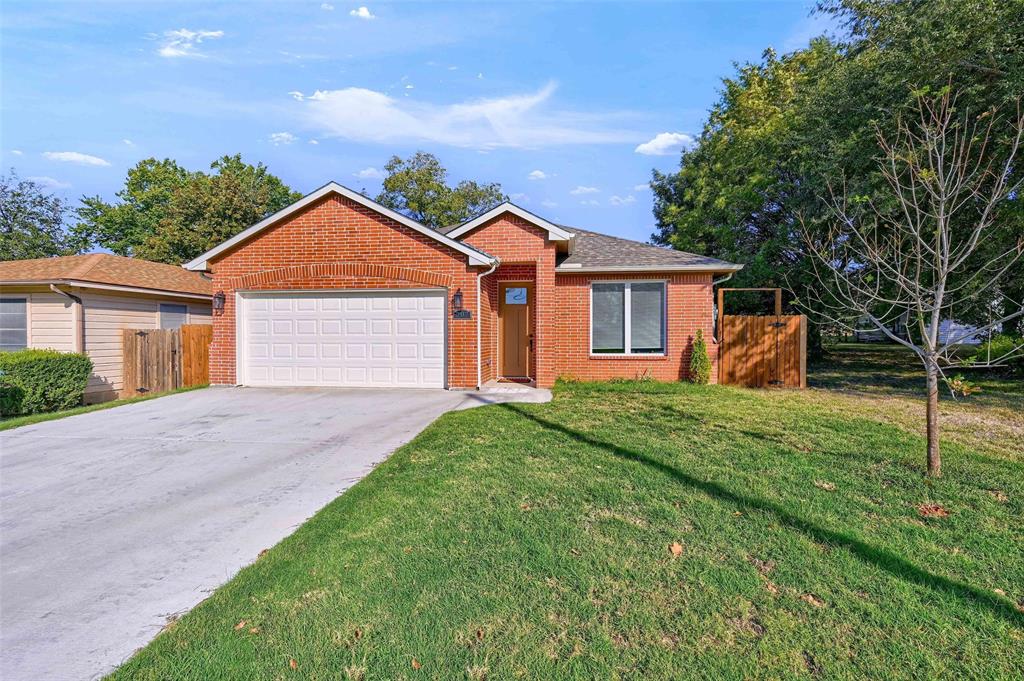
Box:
238 291 446 389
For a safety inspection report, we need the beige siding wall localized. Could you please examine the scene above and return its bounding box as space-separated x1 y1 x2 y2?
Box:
80 292 212 402
0 287 76 352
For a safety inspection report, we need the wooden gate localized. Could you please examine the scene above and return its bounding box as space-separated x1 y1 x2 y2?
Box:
122 324 212 397
719 314 807 388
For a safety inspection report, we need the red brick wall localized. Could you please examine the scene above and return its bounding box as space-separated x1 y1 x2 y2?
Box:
550 272 719 385
207 194 481 388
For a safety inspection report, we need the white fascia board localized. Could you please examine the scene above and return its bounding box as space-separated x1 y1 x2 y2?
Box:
446 203 573 241
555 263 744 274
0 279 212 300
183 182 496 271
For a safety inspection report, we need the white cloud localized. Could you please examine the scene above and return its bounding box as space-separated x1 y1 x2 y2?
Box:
27 176 71 189
321 2 335 9
527 170 547 181
540 199 558 208
11 149 23 156
579 199 600 206
157 28 224 58
633 183 650 192
308 139 319 145
609 194 636 206
269 131 298 145
122 139 135 146
42 151 110 167
298 82 636 150
509 192 529 203
354 167 386 180
570 185 599 195
349 6 375 19
634 132 695 156
288 91 306 101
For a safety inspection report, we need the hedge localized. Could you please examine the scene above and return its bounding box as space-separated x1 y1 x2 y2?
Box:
0 349 93 416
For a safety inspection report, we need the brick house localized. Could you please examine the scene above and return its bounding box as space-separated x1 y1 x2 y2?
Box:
184 182 742 389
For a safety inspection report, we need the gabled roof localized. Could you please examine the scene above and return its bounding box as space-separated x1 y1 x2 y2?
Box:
554 228 742 273
183 182 496 271
0 253 213 297
441 202 573 241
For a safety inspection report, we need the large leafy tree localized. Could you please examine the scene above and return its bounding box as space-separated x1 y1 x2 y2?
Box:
376 152 506 229
74 155 300 264
0 171 81 261
651 0 1024 333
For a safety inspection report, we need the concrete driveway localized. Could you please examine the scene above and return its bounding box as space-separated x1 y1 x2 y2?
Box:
0 385 548 680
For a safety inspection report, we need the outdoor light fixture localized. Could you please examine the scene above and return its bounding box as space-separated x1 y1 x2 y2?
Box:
212 291 225 311
452 288 464 311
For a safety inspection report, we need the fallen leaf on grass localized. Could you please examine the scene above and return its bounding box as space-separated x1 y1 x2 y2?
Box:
732 511 743 517
411 657 422 670
750 557 775 575
813 480 836 491
917 503 950 518
669 542 684 558
989 490 1009 503
289 658 298 670
800 593 825 608
258 549 269 559
764 580 780 595
233 620 247 631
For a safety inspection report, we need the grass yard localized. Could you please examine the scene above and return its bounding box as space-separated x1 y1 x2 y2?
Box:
113 347 1022 680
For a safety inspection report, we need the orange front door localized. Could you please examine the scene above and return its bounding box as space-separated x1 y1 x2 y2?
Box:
499 282 532 378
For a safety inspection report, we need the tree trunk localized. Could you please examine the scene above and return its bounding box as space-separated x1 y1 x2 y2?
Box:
925 357 941 477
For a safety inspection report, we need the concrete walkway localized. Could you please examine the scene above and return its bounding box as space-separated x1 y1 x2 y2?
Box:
0 385 549 681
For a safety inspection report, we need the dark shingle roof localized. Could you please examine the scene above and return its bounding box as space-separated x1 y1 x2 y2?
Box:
555 227 740 272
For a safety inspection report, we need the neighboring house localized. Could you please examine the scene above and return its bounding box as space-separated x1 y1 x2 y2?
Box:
0 254 212 402
184 182 742 390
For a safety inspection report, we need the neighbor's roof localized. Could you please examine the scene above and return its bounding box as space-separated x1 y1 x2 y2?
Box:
0 253 213 296
554 228 741 273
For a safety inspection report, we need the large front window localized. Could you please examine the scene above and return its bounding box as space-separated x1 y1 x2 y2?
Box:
591 282 665 354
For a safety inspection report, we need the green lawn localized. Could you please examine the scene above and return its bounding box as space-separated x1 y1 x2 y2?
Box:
113 348 1022 680
0 384 208 432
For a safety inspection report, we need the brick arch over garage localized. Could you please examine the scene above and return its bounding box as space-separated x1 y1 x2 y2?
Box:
227 262 455 291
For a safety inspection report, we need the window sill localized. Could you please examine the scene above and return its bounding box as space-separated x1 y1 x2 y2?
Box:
589 353 667 360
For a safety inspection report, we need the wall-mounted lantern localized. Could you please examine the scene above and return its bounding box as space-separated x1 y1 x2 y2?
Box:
452 288 464 312
212 291 226 312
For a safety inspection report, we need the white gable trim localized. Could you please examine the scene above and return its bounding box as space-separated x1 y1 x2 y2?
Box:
445 202 573 241
183 182 496 271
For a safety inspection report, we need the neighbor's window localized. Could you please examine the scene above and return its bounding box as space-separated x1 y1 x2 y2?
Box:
0 298 28 352
591 282 665 355
159 303 188 330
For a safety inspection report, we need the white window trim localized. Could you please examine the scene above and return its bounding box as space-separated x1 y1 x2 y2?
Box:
589 280 667 357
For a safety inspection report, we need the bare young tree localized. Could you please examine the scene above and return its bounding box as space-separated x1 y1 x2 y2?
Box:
800 88 1024 477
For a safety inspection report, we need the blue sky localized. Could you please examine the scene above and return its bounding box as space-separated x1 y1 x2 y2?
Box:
1 1 834 245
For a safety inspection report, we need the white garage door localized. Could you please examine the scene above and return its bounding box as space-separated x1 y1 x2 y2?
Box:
241 291 446 388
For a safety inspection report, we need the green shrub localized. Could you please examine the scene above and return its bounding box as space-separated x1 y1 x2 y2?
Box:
688 329 712 384
968 334 1023 374
0 349 93 416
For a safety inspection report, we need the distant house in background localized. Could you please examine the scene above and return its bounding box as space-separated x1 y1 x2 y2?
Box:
852 312 993 345
0 254 212 402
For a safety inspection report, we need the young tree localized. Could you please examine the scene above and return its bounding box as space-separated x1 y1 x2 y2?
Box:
0 171 80 260
376 151 506 229
802 89 1024 477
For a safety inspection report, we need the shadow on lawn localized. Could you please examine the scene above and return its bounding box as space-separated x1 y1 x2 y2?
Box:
500 403 1024 627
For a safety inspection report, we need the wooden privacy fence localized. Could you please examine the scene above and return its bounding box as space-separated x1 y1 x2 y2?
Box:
122 324 212 397
717 287 807 388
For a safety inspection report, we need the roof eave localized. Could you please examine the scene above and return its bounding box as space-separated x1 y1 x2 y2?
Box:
555 264 744 274
0 279 212 300
446 202 573 241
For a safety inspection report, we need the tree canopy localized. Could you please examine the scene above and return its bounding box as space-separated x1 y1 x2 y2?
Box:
375 152 506 229
74 155 301 265
0 171 81 261
651 0 1024 334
